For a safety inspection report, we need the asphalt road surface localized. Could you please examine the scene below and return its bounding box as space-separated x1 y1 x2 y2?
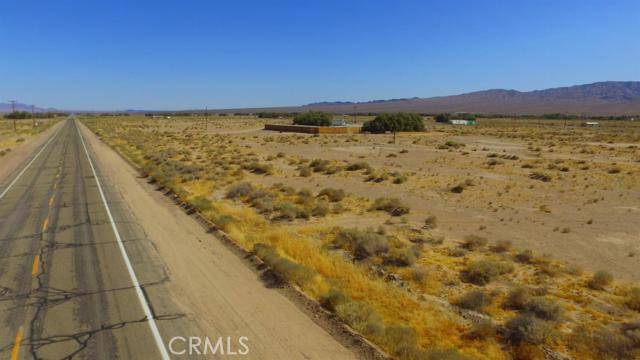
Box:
0 119 171 359
0 119 357 360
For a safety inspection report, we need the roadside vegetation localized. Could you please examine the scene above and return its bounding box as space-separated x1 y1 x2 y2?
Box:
81 114 640 359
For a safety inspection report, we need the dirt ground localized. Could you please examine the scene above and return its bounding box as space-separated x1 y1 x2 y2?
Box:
235 124 640 282
77 122 357 359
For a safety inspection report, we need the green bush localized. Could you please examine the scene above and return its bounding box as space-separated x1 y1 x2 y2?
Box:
362 113 425 133
434 113 450 123
293 111 332 126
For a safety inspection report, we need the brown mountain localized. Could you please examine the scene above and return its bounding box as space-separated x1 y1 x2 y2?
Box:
221 81 640 116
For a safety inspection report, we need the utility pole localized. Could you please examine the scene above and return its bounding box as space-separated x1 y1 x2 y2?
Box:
204 106 208 131
353 105 357 124
10 100 16 131
31 105 35 127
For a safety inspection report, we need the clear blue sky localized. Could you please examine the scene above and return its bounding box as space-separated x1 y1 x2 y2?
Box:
1 0 638 110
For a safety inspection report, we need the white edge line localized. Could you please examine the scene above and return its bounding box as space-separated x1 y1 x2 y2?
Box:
0 123 63 201
76 121 171 360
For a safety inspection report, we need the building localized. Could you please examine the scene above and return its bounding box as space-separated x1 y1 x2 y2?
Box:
582 121 600 127
449 119 477 125
332 119 348 127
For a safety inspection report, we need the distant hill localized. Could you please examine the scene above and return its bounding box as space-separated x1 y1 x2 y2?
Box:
219 81 640 116
0 102 59 113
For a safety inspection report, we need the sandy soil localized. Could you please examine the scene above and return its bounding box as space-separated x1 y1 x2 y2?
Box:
236 128 640 281
78 123 357 359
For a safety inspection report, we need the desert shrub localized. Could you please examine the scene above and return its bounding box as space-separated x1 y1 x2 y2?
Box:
365 170 389 183
492 240 512 253
383 325 417 354
311 201 330 217
188 196 213 212
455 290 493 312
371 197 410 216
335 300 384 337
423 215 438 229
529 171 551 182
362 113 424 133
505 287 532 310
274 202 299 221
293 111 332 126
346 161 372 172
450 178 474 193
589 270 614 290
243 161 273 175
318 188 345 202
392 175 407 184
465 320 497 340
434 113 450 123
504 315 553 345
334 228 389 260
309 158 330 172
463 259 514 285
627 287 640 312
226 182 255 199
252 196 275 214
515 249 535 263
385 247 419 267
461 235 487 251
319 289 349 312
299 166 312 177
593 326 640 359
526 296 562 321
253 243 317 287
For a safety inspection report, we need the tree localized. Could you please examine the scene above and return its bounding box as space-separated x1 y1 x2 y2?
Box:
361 113 425 133
293 111 333 126
4 111 31 119
434 113 450 123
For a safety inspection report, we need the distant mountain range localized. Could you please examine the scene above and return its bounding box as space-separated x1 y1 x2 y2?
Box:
4 81 640 116
0 102 58 113
220 81 640 116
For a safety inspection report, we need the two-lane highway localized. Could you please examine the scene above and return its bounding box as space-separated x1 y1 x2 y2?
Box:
0 119 167 359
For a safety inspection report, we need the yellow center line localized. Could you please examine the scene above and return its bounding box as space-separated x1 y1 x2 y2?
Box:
10 327 24 360
49 195 55 207
53 182 58 190
31 255 40 276
42 218 49 232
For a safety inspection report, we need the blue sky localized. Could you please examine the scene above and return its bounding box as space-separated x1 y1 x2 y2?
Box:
1 0 638 110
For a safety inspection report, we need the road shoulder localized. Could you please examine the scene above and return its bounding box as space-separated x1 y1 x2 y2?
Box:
77 122 358 359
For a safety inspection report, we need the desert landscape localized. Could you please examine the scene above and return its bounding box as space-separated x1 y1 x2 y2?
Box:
77 114 640 359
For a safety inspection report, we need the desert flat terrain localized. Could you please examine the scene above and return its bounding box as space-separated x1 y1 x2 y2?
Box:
80 114 640 359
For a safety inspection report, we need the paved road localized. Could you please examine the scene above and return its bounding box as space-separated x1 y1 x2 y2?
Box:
0 119 359 360
0 119 172 359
